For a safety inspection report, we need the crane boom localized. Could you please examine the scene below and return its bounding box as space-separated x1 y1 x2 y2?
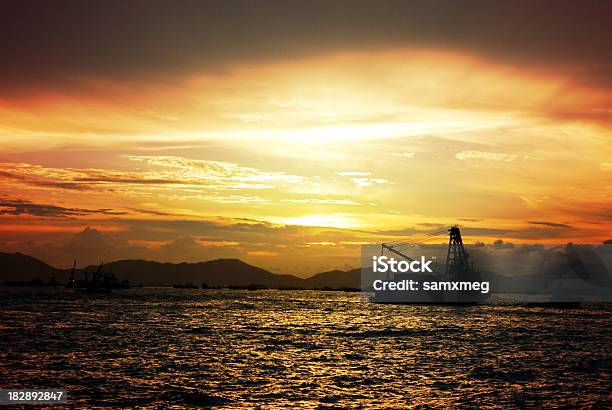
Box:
381 243 414 262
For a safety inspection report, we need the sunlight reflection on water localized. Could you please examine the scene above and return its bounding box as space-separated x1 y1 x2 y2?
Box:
0 288 610 408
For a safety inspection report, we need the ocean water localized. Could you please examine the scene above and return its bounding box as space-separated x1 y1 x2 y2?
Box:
0 287 610 408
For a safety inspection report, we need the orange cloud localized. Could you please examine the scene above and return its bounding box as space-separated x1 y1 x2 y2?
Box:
0 48 611 272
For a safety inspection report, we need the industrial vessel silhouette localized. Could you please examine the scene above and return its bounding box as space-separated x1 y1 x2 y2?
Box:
371 226 489 305
66 261 132 293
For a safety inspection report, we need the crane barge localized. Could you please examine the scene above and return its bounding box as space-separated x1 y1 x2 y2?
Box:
372 226 489 304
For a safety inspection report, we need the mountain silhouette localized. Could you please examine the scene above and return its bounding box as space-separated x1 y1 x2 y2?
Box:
303 268 361 289
0 252 59 281
84 258 304 287
0 252 360 289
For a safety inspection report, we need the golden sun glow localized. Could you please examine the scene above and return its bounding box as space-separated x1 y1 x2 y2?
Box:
275 215 360 229
1 48 611 271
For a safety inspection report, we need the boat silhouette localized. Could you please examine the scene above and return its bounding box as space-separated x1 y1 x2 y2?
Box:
66 260 132 293
372 226 489 305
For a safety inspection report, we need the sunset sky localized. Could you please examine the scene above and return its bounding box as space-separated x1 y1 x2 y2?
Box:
1 1 611 275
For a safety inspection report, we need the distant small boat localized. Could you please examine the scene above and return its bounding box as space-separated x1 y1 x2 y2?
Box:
200 283 222 289
172 283 199 289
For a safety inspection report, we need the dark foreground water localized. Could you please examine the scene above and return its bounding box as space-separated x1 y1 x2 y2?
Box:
0 288 610 408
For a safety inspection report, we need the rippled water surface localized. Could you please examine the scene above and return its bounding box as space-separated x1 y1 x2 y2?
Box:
1 288 610 408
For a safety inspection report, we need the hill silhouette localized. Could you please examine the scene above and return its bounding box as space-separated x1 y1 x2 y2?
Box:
0 252 360 289
86 258 305 287
0 252 60 282
303 268 361 289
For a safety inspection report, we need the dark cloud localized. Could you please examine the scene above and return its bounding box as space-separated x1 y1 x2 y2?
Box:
416 223 446 228
2 0 611 94
528 221 574 229
0 170 89 191
0 199 126 217
73 176 181 185
0 168 181 192
10 226 255 268
158 236 241 262
377 224 591 243
460 227 515 237
0 160 303 193
375 241 612 287
373 226 452 238
492 239 514 250
125 207 174 217
513 244 546 254
470 242 612 289
58 227 150 265
120 218 342 244
371 226 517 241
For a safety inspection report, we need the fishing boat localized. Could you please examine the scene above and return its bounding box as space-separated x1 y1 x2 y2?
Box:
66 261 132 293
